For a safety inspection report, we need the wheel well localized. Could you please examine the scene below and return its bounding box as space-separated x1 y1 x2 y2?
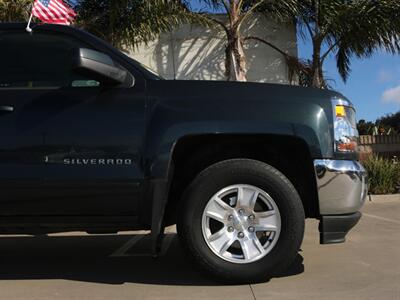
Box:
164 134 319 225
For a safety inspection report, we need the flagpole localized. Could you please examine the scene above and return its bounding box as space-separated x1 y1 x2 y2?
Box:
26 1 34 33
26 13 33 33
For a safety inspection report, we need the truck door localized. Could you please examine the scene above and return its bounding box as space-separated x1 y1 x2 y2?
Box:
0 28 145 216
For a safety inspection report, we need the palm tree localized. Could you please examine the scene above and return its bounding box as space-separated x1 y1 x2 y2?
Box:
0 0 32 22
250 0 400 88
190 0 298 82
76 0 200 50
77 0 298 82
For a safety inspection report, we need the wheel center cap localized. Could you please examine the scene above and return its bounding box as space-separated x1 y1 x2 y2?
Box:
232 214 249 231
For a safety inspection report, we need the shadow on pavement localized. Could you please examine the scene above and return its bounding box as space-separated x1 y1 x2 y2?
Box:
0 234 304 285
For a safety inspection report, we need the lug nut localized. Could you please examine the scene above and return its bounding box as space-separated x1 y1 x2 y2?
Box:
228 214 233 220
248 226 255 233
227 226 234 232
249 214 255 220
238 209 245 215
238 231 244 238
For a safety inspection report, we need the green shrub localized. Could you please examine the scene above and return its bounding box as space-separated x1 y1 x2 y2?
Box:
363 155 400 194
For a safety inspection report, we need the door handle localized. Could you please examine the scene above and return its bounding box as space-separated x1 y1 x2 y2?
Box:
0 106 14 113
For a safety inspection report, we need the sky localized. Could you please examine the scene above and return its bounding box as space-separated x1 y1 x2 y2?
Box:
299 40 400 122
188 0 400 122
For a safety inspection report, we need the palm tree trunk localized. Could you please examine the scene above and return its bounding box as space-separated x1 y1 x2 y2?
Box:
311 40 323 88
225 32 247 81
310 1 325 88
311 60 322 88
222 1 247 82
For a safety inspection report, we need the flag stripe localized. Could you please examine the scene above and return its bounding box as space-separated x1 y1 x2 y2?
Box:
36 3 55 20
47 4 64 19
37 2 63 20
33 3 48 19
52 0 76 19
33 5 70 24
52 1 69 16
50 1 70 19
32 0 76 25
58 0 76 16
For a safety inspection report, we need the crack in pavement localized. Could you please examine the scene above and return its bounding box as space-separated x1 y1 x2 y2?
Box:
363 213 400 225
249 284 257 300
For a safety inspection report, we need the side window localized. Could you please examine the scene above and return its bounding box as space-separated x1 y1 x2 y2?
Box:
0 30 100 89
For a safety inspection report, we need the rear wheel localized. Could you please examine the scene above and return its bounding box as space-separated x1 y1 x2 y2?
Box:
177 159 305 283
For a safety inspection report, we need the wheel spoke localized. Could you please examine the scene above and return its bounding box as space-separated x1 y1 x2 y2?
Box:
254 210 278 232
204 196 232 223
208 228 235 254
240 237 265 261
236 186 258 210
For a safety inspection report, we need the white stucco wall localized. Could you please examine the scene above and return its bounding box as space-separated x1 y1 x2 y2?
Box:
128 14 297 83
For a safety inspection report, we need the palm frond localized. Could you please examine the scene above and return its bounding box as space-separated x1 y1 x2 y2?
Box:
0 0 32 22
76 0 205 49
286 0 400 87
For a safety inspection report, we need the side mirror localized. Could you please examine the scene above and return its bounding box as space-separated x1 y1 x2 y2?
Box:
72 48 128 85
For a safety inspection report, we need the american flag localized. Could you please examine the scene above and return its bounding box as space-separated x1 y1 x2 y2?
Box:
32 0 77 25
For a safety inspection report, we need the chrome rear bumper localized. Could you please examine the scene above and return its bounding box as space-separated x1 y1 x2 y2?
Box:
314 160 368 215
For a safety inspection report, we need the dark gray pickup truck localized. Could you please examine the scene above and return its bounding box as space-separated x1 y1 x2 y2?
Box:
0 23 368 283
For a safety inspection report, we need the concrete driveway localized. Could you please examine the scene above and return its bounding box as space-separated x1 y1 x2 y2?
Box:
0 195 398 300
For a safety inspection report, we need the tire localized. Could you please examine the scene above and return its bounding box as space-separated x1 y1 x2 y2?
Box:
177 159 305 284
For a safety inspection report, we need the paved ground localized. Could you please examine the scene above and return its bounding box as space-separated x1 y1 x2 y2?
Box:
0 195 398 300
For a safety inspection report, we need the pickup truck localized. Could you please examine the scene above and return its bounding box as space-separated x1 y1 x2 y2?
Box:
0 23 368 283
